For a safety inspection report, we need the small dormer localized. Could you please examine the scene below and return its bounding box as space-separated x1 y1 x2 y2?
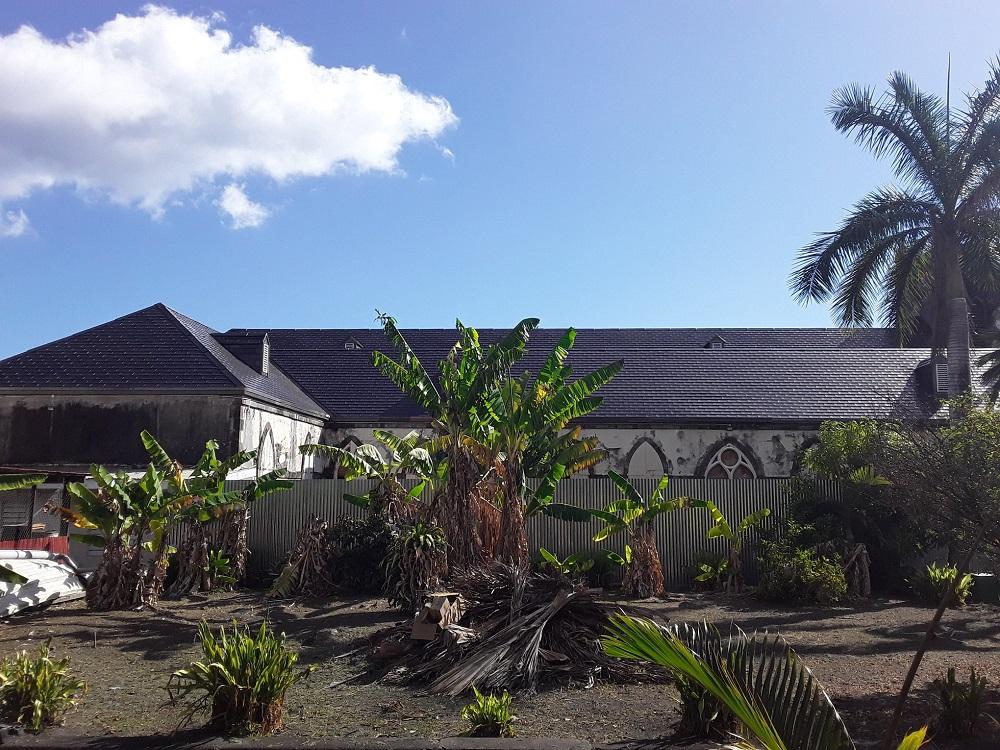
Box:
916 357 948 396
343 337 363 351
214 331 271 375
704 334 727 350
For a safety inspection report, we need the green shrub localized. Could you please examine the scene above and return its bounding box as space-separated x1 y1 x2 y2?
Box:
910 563 974 607
675 675 730 739
757 538 847 605
167 621 311 736
327 515 393 593
933 667 988 737
461 687 516 737
0 641 86 731
384 520 447 610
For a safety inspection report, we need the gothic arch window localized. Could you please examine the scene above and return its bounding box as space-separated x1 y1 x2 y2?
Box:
334 436 362 479
704 443 757 480
299 431 315 476
257 424 276 474
625 438 667 477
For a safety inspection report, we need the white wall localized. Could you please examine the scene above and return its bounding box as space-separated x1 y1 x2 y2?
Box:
319 424 816 478
237 400 325 478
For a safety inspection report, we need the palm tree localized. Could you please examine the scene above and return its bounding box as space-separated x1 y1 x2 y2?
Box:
790 63 1000 398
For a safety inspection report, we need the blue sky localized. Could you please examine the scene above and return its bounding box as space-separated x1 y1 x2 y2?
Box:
2 1 1000 358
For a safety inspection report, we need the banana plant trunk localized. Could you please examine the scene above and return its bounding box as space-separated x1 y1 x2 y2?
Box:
496 458 528 567
166 521 211 597
625 523 665 598
436 441 485 571
213 506 250 584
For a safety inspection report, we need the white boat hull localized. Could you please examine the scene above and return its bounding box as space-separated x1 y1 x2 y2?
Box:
0 549 86 616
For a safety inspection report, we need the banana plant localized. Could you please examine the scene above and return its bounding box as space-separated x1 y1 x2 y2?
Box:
143 432 291 597
546 472 688 597
691 498 771 593
482 328 623 564
603 615 928 750
300 429 439 520
371 313 539 568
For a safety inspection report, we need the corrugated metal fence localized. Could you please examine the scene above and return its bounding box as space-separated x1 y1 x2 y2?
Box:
239 477 841 589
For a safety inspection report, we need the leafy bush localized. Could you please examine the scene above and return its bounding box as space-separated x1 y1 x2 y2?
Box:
461 687 516 737
328 515 393 593
910 562 974 607
757 530 847 605
933 667 988 737
0 641 86 731
167 621 311 735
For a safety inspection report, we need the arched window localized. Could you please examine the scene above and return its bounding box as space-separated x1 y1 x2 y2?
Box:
704 444 757 480
300 431 315 476
626 438 666 477
335 436 362 479
257 424 276 474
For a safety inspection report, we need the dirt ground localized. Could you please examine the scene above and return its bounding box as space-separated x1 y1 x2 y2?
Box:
1 591 997 748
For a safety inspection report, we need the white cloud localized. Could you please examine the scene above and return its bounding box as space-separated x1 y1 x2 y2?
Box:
0 207 29 237
217 183 269 229
0 5 457 221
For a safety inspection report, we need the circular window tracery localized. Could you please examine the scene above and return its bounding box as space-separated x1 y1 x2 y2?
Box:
704 444 757 480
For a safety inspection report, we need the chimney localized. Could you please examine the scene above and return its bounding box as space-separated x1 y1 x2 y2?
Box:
213 331 271 375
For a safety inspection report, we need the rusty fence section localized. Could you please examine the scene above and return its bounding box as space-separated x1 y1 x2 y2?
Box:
238 477 841 588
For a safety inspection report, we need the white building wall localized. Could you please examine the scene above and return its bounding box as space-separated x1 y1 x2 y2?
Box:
319 424 816 478
237 399 325 478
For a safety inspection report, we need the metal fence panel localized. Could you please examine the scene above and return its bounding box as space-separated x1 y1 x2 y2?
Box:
235 477 840 588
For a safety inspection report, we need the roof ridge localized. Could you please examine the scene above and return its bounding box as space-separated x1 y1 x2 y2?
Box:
158 305 243 389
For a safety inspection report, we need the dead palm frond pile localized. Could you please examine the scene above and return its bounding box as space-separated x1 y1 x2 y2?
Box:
370 563 668 695
268 517 335 598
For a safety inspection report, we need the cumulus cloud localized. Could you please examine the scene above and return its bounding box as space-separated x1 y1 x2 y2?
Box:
217 183 269 229
0 5 457 221
0 207 29 238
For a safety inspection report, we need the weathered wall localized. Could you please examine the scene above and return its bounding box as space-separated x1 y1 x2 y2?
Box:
0 394 241 469
237 399 325 478
319 424 816 478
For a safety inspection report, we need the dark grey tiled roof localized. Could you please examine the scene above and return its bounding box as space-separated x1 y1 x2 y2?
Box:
2 306 984 426
249 327 976 425
0 305 327 419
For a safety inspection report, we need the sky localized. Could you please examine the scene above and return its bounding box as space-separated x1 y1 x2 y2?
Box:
2 1 1000 358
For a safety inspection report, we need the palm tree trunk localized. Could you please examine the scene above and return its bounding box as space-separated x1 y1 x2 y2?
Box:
940 239 972 400
625 523 664 598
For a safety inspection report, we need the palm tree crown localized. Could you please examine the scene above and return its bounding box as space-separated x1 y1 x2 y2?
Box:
790 64 1000 395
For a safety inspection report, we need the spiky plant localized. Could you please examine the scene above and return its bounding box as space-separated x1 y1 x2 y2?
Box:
0 641 86 731
461 687 516 737
167 621 311 735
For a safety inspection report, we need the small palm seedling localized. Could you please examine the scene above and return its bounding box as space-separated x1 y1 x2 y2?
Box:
693 554 730 591
167 621 311 735
0 641 86 731
933 667 989 737
461 686 516 737
910 562 974 607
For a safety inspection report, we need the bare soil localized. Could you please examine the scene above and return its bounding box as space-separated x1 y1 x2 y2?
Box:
1 591 997 748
